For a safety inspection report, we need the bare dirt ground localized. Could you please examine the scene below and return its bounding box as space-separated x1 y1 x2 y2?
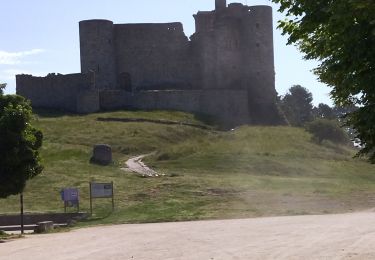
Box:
122 154 159 177
1 212 375 260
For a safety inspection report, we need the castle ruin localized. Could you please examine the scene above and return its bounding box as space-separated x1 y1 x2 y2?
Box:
16 0 284 127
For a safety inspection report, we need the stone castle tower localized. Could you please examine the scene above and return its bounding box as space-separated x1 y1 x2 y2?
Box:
16 0 284 127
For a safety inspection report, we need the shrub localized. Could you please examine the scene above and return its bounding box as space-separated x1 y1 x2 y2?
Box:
305 119 349 144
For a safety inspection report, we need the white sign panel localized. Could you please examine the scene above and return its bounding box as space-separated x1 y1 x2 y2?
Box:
91 183 113 198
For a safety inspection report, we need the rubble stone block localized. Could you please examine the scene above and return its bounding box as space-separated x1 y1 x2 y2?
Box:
91 144 112 165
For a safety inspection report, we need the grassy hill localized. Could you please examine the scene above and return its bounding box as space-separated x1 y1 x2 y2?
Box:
0 110 374 226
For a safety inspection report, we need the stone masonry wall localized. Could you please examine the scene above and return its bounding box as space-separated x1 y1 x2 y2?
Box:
16 1 285 127
114 23 198 90
79 20 117 90
132 89 250 128
16 73 95 112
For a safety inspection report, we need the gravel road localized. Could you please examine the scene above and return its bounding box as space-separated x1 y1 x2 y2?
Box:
1 212 375 260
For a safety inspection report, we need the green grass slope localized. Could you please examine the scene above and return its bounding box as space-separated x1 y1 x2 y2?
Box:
1 110 374 225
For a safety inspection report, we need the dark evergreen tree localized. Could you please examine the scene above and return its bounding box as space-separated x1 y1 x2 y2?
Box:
280 85 314 127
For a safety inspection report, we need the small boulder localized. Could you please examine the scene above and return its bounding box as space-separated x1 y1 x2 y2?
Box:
91 144 112 165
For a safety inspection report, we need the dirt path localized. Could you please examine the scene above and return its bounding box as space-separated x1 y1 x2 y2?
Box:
122 154 159 177
1 212 375 259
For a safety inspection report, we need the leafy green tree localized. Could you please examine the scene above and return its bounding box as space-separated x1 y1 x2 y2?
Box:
0 86 43 198
280 85 314 126
271 0 375 162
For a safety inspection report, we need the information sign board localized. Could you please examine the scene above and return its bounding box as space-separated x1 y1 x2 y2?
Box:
60 188 80 212
89 182 115 215
90 183 113 198
61 188 79 202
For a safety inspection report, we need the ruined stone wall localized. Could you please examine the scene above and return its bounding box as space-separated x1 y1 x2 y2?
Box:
200 89 250 127
192 4 254 90
132 89 250 128
190 4 282 125
132 90 201 113
240 5 279 124
241 5 275 98
79 20 117 90
16 2 285 126
212 10 244 90
216 0 227 11
100 90 132 111
194 12 215 33
16 73 97 112
114 23 198 90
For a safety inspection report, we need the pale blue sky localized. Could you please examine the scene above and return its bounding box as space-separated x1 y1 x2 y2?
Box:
0 0 332 105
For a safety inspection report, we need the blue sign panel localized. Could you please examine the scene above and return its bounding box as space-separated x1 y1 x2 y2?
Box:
61 188 79 202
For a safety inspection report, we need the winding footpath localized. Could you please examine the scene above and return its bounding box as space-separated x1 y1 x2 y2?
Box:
122 154 160 177
1 212 375 259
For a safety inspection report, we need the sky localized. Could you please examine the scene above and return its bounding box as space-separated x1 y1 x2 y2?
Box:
0 0 333 105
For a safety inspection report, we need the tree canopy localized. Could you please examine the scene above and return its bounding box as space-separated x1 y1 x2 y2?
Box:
0 86 43 198
271 0 375 162
313 103 336 120
280 85 313 126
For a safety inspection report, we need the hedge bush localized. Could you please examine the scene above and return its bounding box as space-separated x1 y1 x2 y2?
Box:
305 119 349 144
